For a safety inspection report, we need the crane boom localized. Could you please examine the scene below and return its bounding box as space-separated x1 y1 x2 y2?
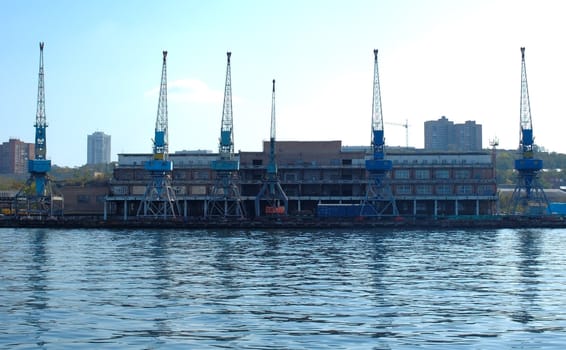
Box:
153 51 169 161
371 49 385 160
35 42 47 161
268 79 276 174
519 47 534 158
219 51 234 159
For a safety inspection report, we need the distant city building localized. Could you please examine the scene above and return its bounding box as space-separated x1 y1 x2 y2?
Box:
0 139 34 174
424 116 482 151
87 132 111 165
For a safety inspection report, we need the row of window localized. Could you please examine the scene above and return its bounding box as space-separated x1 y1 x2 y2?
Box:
395 184 495 195
394 169 492 180
116 167 493 182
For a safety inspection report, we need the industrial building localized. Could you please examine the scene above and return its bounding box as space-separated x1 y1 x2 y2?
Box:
103 140 497 219
0 139 34 174
87 131 111 165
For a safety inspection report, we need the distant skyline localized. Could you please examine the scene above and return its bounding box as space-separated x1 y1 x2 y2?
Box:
1 0 565 167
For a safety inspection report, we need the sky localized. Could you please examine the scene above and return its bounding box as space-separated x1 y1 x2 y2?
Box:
1 0 565 167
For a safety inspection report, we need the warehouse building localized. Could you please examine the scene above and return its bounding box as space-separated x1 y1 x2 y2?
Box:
104 141 497 219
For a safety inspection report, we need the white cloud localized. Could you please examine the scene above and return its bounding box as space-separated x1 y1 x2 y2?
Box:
144 78 224 104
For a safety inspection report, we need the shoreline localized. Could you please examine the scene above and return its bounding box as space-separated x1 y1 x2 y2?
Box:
2 215 565 230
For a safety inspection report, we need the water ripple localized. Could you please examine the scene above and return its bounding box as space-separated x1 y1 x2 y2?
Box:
1 228 566 349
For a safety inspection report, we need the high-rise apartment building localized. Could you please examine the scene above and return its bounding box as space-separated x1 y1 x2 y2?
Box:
0 139 35 174
424 116 482 151
87 132 111 165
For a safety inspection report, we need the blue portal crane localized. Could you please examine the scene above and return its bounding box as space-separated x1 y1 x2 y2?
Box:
206 52 245 219
137 51 180 219
510 47 548 214
16 42 63 217
255 79 288 217
361 49 398 217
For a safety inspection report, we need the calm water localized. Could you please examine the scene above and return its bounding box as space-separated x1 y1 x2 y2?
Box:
1 227 566 349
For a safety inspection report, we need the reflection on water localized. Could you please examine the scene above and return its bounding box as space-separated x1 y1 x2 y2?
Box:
1 228 566 349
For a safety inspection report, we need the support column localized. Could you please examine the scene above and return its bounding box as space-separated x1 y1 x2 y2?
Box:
476 200 480 216
123 200 128 221
434 200 438 217
455 199 459 216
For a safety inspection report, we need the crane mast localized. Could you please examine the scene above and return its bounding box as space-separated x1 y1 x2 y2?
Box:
255 79 288 217
207 52 245 219
510 47 548 214
361 49 398 217
136 50 179 219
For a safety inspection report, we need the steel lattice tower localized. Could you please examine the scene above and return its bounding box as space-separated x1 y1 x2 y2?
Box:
255 79 288 217
136 51 180 219
206 52 245 219
510 47 548 215
361 49 398 217
16 42 63 217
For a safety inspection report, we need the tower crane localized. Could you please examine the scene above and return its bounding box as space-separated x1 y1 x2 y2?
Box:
136 50 180 219
361 49 398 217
16 42 63 217
255 79 288 217
385 119 410 148
510 47 548 214
206 52 245 219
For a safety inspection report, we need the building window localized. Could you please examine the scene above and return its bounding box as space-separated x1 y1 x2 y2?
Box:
415 185 432 195
396 184 412 195
455 170 470 179
456 184 473 195
435 169 450 179
415 169 430 180
252 159 263 166
436 184 452 195
395 169 410 179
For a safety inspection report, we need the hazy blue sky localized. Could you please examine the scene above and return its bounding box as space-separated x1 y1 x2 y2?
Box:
1 0 565 166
